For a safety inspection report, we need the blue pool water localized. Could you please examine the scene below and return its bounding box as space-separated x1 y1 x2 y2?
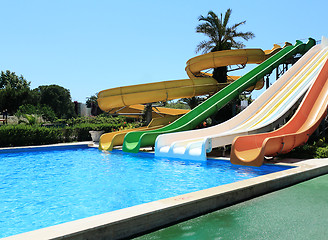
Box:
0 145 291 238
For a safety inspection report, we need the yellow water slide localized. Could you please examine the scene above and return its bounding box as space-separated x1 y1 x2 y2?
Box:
99 115 182 151
97 44 285 111
99 106 189 150
108 104 189 119
185 45 282 78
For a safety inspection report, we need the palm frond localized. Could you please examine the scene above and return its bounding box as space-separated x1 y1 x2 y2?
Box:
230 20 246 31
196 8 255 52
239 31 255 40
196 22 216 37
223 8 232 28
208 10 218 20
196 40 215 54
197 14 207 22
207 11 223 41
231 41 246 49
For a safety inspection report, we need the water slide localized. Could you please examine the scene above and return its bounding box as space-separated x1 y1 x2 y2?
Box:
97 46 282 111
231 44 328 167
99 105 189 151
122 40 315 153
99 115 181 151
108 104 189 119
155 39 321 160
98 44 282 151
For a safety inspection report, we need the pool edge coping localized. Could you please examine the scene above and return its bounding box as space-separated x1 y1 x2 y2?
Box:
3 144 328 240
0 141 92 152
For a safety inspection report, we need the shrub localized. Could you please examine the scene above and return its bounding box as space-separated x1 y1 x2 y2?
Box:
280 141 328 159
39 105 57 122
15 104 37 116
65 115 129 126
0 115 141 147
0 125 63 147
69 122 134 141
315 146 328 158
15 104 57 122
280 144 316 159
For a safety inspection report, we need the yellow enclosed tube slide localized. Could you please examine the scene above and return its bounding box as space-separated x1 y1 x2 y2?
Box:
98 78 225 111
98 44 286 111
185 44 282 78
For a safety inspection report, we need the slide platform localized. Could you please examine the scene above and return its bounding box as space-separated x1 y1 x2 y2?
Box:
155 39 319 160
123 40 314 153
231 39 328 167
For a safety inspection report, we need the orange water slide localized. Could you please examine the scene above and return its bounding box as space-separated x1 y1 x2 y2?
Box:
230 57 328 167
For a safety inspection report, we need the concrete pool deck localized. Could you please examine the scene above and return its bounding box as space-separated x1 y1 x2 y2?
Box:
135 173 328 239
2 142 328 240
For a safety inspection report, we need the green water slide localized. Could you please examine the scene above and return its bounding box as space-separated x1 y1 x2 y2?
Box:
122 38 316 153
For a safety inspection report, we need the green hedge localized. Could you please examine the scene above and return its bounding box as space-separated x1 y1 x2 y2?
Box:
63 115 131 126
280 141 328 159
63 123 121 142
0 123 128 147
0 125 63 147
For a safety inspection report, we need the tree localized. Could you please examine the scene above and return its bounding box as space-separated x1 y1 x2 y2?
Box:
0 70 30 89
163 100 189 109
34 85 75 118
195 9 255 83
0 70 33 114
86 94 102 116
180 96 205 109
16 104 57 122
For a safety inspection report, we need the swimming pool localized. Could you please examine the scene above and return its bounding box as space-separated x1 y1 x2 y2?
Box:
0 145 291 238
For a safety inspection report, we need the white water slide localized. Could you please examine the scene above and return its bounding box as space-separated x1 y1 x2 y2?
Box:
155 43 328 160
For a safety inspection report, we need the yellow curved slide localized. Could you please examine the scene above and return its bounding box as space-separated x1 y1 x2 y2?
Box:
109 104 190 119
98 78 226 111
99 115 181 151
98 44 286 111
185 44 282 78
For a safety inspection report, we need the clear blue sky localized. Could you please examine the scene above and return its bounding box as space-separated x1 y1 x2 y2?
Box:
1 0 327 103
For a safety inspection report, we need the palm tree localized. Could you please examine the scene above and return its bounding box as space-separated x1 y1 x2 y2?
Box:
180 96 205 109
196 9 255 83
